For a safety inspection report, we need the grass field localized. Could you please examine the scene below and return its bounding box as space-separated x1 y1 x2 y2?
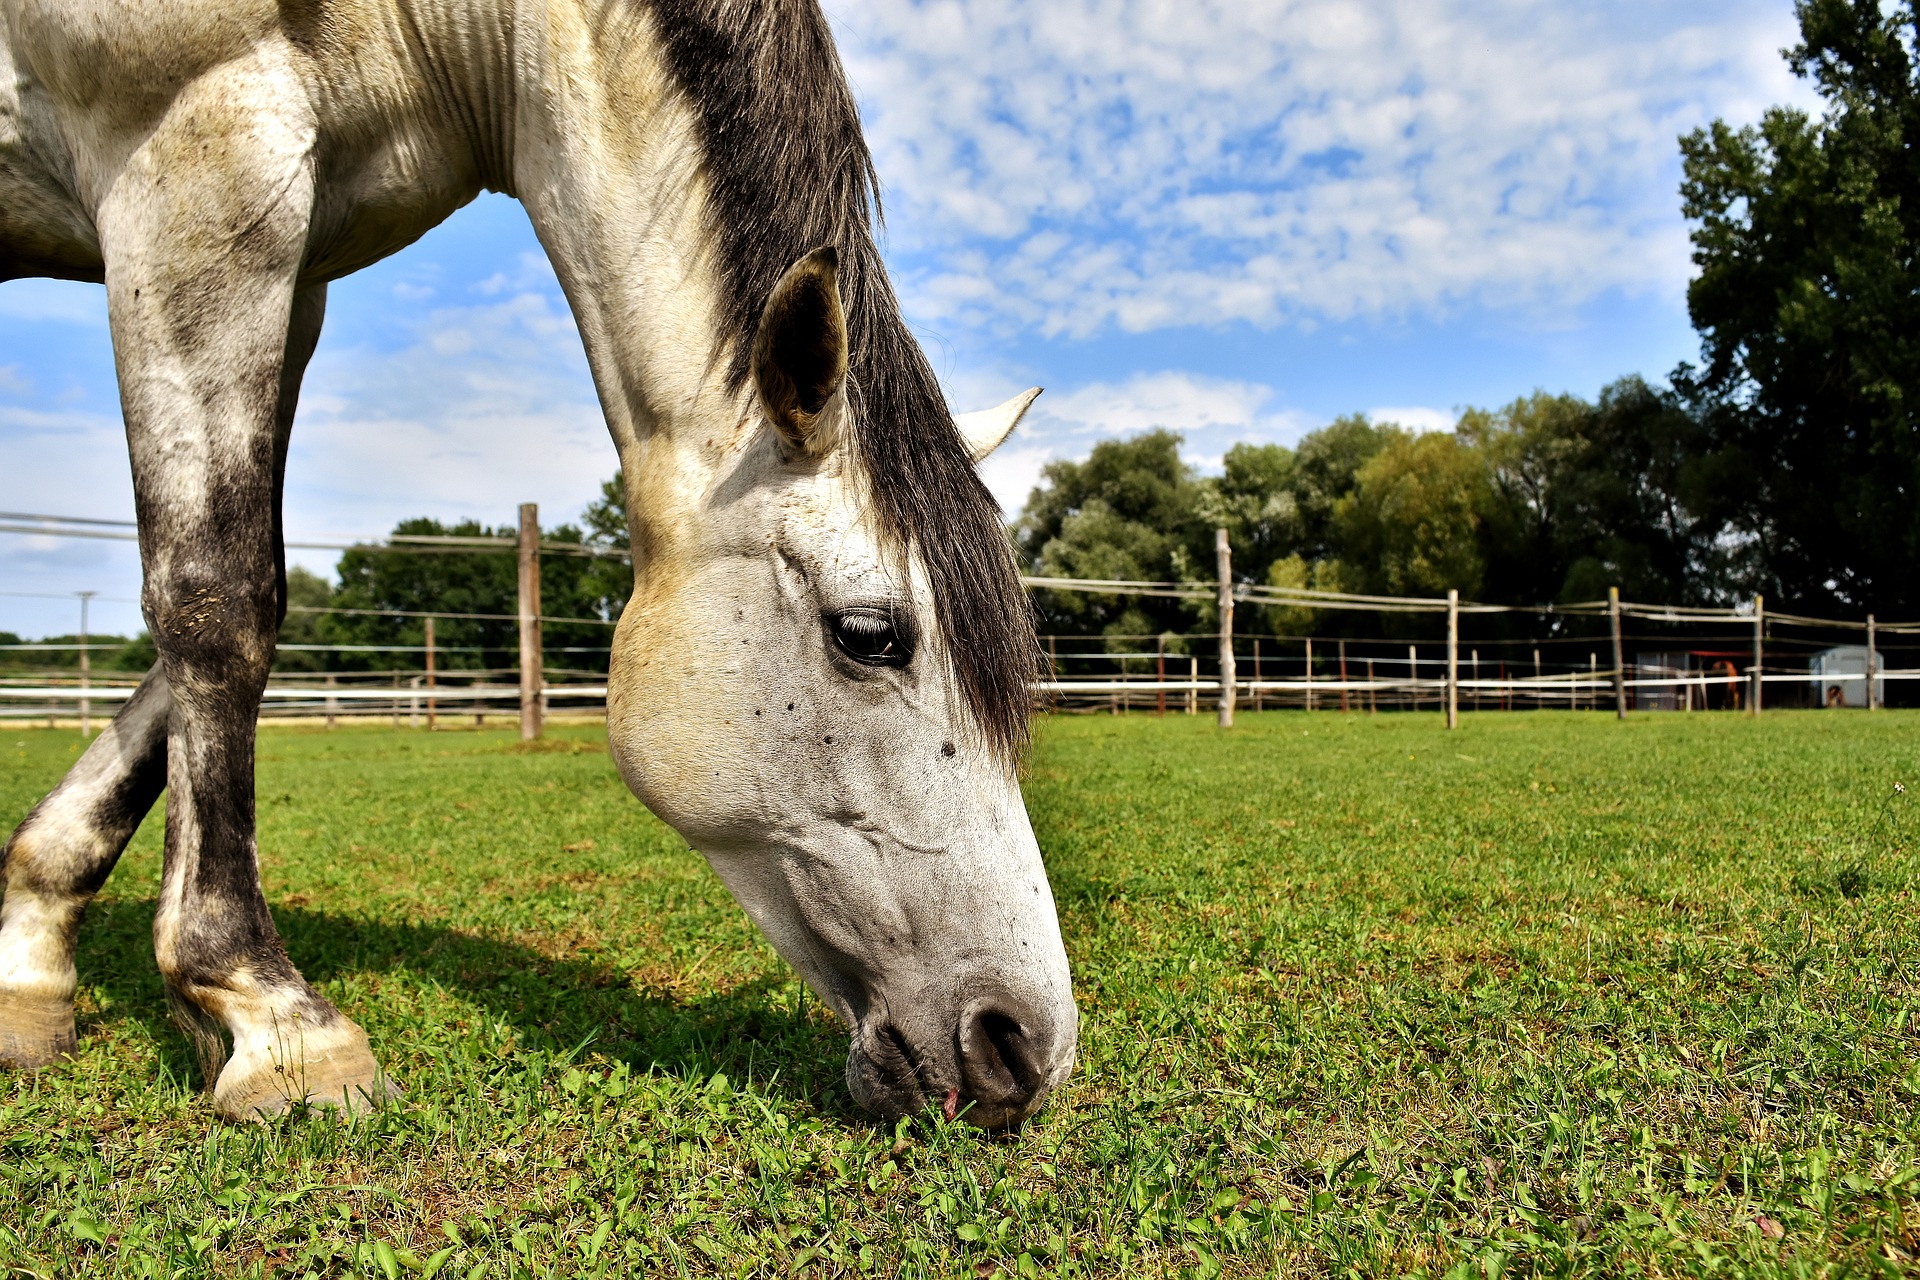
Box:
2 710 1918 1277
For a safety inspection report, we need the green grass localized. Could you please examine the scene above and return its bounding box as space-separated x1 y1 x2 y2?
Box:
3 710 1919 1276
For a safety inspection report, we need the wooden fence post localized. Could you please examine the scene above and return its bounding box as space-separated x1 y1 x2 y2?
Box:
325 672 337 730
1750 594 1764 716
1867 613 1879 710
1187 656 1198 715
1445 589 1459 730
76 591 93 738
1304 636 1314 712
424 615 437 730
1608 587 1626 719
1407 644 1418 711
1338 639 1349 713
1155 634 1166 716
1215 529 1235 728
518 502 544 741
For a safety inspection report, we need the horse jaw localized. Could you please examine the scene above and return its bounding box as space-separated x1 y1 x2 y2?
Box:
954 388 1041 463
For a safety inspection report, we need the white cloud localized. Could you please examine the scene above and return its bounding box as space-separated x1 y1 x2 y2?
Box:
834 0 1815 339
1370 405 1457 434
285 279 614 548
1033 372 1300 439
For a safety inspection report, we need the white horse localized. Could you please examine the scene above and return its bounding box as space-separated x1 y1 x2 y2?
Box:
0 0 1075 1128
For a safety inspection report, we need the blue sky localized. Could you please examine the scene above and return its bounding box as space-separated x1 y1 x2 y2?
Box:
0 0 1815 639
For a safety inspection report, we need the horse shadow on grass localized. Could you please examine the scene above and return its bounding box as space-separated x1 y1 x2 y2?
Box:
71 897 852 1115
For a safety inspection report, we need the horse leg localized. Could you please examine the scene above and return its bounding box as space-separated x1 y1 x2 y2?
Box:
0 286 326 1073
101 82 385 1120
0 675 171 1066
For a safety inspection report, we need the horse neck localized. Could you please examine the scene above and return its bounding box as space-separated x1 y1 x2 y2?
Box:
507 0 753 552
511 0 740 442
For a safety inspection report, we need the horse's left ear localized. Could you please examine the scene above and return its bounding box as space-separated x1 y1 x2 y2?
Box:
754 247 848 454
955 387 1042 463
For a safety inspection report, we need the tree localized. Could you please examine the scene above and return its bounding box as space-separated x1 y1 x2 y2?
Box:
1015 430 1210 643
1678 0 1920 612
578 472 636 621
1331 429 1489 599
314 516 626 674
1204 442 1301 590
1291 415 1396 563
273 565 338 673
1556 377 1731 605
1460 392 1590 606
1459 382 1728 608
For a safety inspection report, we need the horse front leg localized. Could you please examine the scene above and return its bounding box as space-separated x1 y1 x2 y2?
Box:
101 72 388 1119
0 285 326 1074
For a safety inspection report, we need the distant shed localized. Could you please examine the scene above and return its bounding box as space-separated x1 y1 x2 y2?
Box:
1810 646 1883 708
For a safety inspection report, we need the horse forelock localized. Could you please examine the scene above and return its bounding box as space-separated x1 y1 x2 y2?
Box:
638 0 1039 763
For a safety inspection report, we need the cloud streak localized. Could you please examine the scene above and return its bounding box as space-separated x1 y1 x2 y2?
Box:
836 0 1811 339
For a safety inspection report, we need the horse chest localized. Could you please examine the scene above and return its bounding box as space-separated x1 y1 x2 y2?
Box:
0 26 101 280
300 123 485 284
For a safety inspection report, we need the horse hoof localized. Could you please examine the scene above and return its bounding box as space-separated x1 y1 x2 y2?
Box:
213 1020 401 1122
0 990 77 1069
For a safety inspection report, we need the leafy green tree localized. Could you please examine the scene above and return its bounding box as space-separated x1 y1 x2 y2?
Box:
1203 442 1300 589
1556 377 1730 604
1460 392 1589 606
578 472 635 620
1015 430 1210 642
1291 415 1396 562
317 517 625 674
273 565 338 673
1678 0 1920 612
1331 429 1489 599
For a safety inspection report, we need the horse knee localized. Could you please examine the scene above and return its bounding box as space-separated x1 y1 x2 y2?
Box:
144 564 277 682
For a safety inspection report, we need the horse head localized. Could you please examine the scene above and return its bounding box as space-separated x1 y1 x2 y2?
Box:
604 248 1076 1129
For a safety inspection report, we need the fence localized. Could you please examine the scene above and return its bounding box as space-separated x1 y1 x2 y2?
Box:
5 511 1916 733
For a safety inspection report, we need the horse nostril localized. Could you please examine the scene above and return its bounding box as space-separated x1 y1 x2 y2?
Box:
957 1003 1046 1108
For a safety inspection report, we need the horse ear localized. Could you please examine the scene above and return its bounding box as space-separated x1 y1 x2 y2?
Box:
954 387 1042 463
754 247 848 453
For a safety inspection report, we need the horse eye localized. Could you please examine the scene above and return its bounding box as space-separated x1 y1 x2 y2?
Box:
830 608 911 668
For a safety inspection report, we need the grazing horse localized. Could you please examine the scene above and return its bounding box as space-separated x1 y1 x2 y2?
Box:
0 0 1077 1128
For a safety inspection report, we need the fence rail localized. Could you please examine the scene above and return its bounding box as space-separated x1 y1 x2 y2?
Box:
8 510 1914 731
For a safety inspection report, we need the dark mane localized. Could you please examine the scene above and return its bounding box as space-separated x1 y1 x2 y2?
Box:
640 0 1039 761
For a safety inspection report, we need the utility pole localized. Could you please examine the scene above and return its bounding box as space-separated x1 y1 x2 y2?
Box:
76 591 95 738
1444 589 1459 730
1750 594 1764 716
1608 587 1626 719
1215 528 1235 728
518 503 544 741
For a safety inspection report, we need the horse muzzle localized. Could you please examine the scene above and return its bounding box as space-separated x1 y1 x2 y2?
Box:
845 985 1077 1129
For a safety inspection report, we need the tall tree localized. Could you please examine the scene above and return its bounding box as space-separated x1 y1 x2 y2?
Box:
1015 430 1209 643
1331 429 1489 600
1679 0 1920 612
